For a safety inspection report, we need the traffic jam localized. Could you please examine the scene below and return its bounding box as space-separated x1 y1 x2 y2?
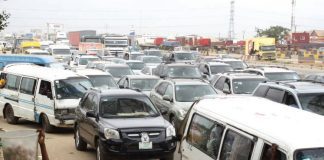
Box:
1 1 324 160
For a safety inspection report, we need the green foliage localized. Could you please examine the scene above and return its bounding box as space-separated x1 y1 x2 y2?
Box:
256 26 290 43
0 11 10 31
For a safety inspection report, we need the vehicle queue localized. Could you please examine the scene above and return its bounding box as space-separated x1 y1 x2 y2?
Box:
0 44 324 160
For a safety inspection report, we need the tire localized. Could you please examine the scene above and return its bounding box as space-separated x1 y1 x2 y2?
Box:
4 105 19 124
160 153 174 160
75 125 87 151
41 114 55 133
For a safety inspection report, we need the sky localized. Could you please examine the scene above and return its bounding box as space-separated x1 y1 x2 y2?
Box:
1 0 323 39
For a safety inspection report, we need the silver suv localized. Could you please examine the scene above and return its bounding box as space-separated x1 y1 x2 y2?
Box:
245 66 300 81
150 79 218 131
253 81 324 116
210 72 266 95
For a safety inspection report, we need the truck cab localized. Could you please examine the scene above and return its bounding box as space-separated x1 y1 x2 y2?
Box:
103 35 129 58
245 37 276 60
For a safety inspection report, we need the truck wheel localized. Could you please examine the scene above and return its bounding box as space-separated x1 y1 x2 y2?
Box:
75 125 87 151
4 105 19 124
41 114 55 133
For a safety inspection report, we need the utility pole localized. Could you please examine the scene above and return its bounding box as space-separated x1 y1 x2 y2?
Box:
291 0 296 32
228 0 235 40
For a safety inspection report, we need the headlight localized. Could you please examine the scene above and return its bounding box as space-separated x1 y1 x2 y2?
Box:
104 128 120 140
166 125 176 137
178 109 187 119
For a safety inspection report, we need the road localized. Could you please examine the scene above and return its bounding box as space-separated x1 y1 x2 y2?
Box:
0 117 180 160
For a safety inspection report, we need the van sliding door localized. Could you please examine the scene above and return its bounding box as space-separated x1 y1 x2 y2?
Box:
18 77 37 121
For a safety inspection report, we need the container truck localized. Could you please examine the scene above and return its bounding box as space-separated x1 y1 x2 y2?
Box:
67 30 96 49
103 35 129 57
78 35 103 53
245 37 276 60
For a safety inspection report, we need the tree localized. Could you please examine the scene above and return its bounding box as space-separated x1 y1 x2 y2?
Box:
0 11 10 31
256 26 290 44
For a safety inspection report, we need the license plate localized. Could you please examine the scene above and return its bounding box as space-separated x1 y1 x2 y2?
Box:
139 142 152 149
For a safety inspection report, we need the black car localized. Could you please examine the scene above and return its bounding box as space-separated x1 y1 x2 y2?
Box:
74 89 177 160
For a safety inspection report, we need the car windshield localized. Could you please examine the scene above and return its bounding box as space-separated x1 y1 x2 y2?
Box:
265 72 300 81
79 58 100 65
224 61 247 70
232 79 266 94
147 51 162 57
175 85 216 102
295 148 324 160
53 49 70 55
87 75 118 89
260 45 276 51
106 67 133 78
54 78 93 99
298 93 324 115
100 97 159 118
175 52 195 61
210 66 233 74
127 62 145 70
130 79 159 91
168 66 202 78
142 57 162 63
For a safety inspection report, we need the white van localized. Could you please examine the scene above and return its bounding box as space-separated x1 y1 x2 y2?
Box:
0 64 92 132
179 96 324 160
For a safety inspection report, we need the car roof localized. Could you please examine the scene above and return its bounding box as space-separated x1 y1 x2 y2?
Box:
126 60 143 63
166 79 209 85
98 89 145 97
196 96 324 151
221 72 266 79
79 55 99 59
4 64 83 81
216 58 241 62
104 63 130 68
74 69 112 76
246 66 295 73
262 81 324 93
163 63 196 67
207 62 231 66
125 75 159 79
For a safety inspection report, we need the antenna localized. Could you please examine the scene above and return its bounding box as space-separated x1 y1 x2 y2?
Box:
291 0 296 32
228 0 235 40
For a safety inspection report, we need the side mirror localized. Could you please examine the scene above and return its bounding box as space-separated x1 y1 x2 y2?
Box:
46 92 53 99
163 95 173 102
202 74 208 79
119 85 124 89
160 108 168 115
223 88 231 94
86 111 96 118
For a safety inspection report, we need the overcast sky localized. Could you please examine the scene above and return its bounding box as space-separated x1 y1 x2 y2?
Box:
1 0 323 39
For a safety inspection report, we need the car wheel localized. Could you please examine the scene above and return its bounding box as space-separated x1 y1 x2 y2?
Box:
4 105 19 124
160 153 174 160
75 126 87 151
41 114 55 133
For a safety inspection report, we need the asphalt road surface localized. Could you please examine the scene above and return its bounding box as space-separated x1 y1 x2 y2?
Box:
0 117 180 160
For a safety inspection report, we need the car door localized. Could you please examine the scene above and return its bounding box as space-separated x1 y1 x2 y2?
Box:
151 82 168 110
18 77 37 121
35 80 55 123
78 93 94 144
213 76 226 93
1 74 21 116
84 94 99 147
181 113 225 160
160 84 174 114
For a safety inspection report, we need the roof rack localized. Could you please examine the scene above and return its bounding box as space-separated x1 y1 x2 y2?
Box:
297 79 324 84
274 81 296 89
90 87 102 93
248 65 289 70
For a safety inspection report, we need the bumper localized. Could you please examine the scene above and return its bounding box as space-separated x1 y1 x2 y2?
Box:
99 137 177 159
53 114 75 127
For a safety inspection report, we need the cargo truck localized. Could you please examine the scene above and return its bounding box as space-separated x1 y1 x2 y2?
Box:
103 35 129 58
78 35 103 53
245 37 276 60
67 30 96 49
